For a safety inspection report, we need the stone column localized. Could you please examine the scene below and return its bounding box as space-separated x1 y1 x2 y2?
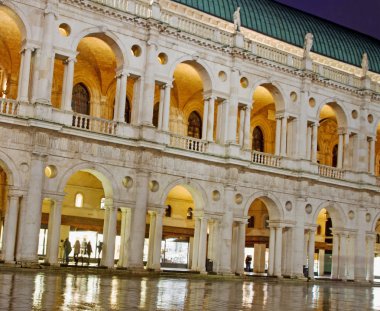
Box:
17 47 33 102
318 249 325 276
369 138 376 174
339 233 347 280
191 218 201 270
306 125 312 160
243 106 252 150
311 123 318 162
100 205 110 267
45 196 63 266
202 98 209 140
197 217 208 273
61 57 76 111
17 153 46 263
152 210 163 270
207 97 215 142
141 41 157 125
226 68 239 144
268 226 275 276
147 211 156 269
236 221 246 275
157 86 165 129
366 235 375 282
239 108 244 146
274 226 283 277
308 229 316 279
354 208 368 281
162 83 171 131
254 244 266 273
331 232 339 279
337 131 344 169
117 208 130 268
275 117 281 156
114 71 128 122
128 171 149 269
103 205 118 268
280 116 287 156
1 192 21 263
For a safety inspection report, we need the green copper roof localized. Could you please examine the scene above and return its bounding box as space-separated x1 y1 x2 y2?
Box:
172 0 380 73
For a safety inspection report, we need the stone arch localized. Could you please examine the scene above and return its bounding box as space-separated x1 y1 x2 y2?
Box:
370 212 380 232
249 79 287 112
159 178 208 211
57 162 119 200
182 99 203 123
317 99 349 128
0 149 21 188
243 191 284 221
251 118 275 152
71 27 127 68
0 2 31 41
72 74 102 107
168 56 213 93
312 201 347 228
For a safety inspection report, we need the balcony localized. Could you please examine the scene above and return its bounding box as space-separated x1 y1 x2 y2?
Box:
72 113 117 135
251 150 281 167
0 98 19 116
169 134 208 153
318 164 345 180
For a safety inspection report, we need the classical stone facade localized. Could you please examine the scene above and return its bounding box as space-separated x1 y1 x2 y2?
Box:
0 0 380 282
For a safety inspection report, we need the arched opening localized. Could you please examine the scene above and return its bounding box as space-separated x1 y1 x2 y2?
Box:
0 6 24 100
245 198 270 273
152 102 159 127
169 61 212 138
317 103 348 168
0 166 8 252
124 97 131 123
314 208 332 276
249 85 282 154
41 170 117 266
156 185 196 269
374 218 380 278
187 111 202 139
252 126 264 152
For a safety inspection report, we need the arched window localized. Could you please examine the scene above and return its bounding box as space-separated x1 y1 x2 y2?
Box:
100 197 105 209
75 193 84 208
332 144 338 167
187 207 193 220
248 216 255 228
72 83 90 115
252 126 264 152
152 102 159 127
165 205 172 217
187 111 202 139
125 98 131 123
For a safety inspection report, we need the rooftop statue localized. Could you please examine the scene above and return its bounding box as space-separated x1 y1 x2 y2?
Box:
233 7 241 32
303 32 314 59
361 52 369 77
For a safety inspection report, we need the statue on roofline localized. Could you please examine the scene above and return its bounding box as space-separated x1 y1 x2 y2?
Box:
233 7 241 32
303 32 314 59
361 52 369 77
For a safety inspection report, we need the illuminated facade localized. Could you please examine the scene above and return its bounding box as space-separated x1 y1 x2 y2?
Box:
1 0 380 281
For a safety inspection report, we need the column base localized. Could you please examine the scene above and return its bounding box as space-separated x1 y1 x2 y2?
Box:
19 261 41 268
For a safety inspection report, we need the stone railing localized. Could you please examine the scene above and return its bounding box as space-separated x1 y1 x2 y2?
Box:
90 0 151 17
318 164 345 180
72 113 117 135
0 98 19 116
169 134 207 153
251 151 281 167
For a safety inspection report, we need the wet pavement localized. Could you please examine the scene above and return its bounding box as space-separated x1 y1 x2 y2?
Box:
0 269 379 310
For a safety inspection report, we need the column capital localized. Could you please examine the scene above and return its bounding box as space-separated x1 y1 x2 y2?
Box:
337 127 347 135
115 69 129 79
7 188 25 198
64 57 77 64
44 3 59 18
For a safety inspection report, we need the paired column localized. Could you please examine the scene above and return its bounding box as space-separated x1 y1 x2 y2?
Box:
113 70 129 122
61 57 76 111
17 47 33 102
268 226 276 276
1 191 22 263
101 200 118 268
275 116 288 156
274 226 283 277
191 217 201 270
161 83 172 131
128 171 149 269
118 208 132 268
369 137 376 174
45 196 64 266
242 105 252 149
236 221 246 275
197 216 208 273
147 209 164 271
308 229 316 278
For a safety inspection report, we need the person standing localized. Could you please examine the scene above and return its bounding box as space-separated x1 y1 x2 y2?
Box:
86 241 93 266
63 238 72 264
73 240 81 266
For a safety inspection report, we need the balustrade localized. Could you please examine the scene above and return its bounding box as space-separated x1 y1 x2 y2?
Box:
251 151 281 167
0 98 19 116
169 134 207 153
72 113 117 135
318 164 344 180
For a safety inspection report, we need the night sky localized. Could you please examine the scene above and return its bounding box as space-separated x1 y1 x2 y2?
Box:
275 0 380 40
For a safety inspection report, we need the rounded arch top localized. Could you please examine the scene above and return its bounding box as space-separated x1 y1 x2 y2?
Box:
243 191 284 221
312 201 347 228
57 162 119 200
0 2 31 42
317 99 349 128
71 27 128 68
0 149 21 188
168 56 214 93
159 178 208 211
249 80 287 112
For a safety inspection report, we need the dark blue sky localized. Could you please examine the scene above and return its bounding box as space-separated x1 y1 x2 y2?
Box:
275 0 380 40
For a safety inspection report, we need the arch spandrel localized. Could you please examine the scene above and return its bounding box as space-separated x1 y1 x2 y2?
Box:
243 191 284 221
159 178 208 212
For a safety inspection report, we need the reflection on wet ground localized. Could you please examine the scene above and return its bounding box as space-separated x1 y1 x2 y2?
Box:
0 270 379 310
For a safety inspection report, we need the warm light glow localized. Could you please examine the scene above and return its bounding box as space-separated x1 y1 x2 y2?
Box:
75 193 84 208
